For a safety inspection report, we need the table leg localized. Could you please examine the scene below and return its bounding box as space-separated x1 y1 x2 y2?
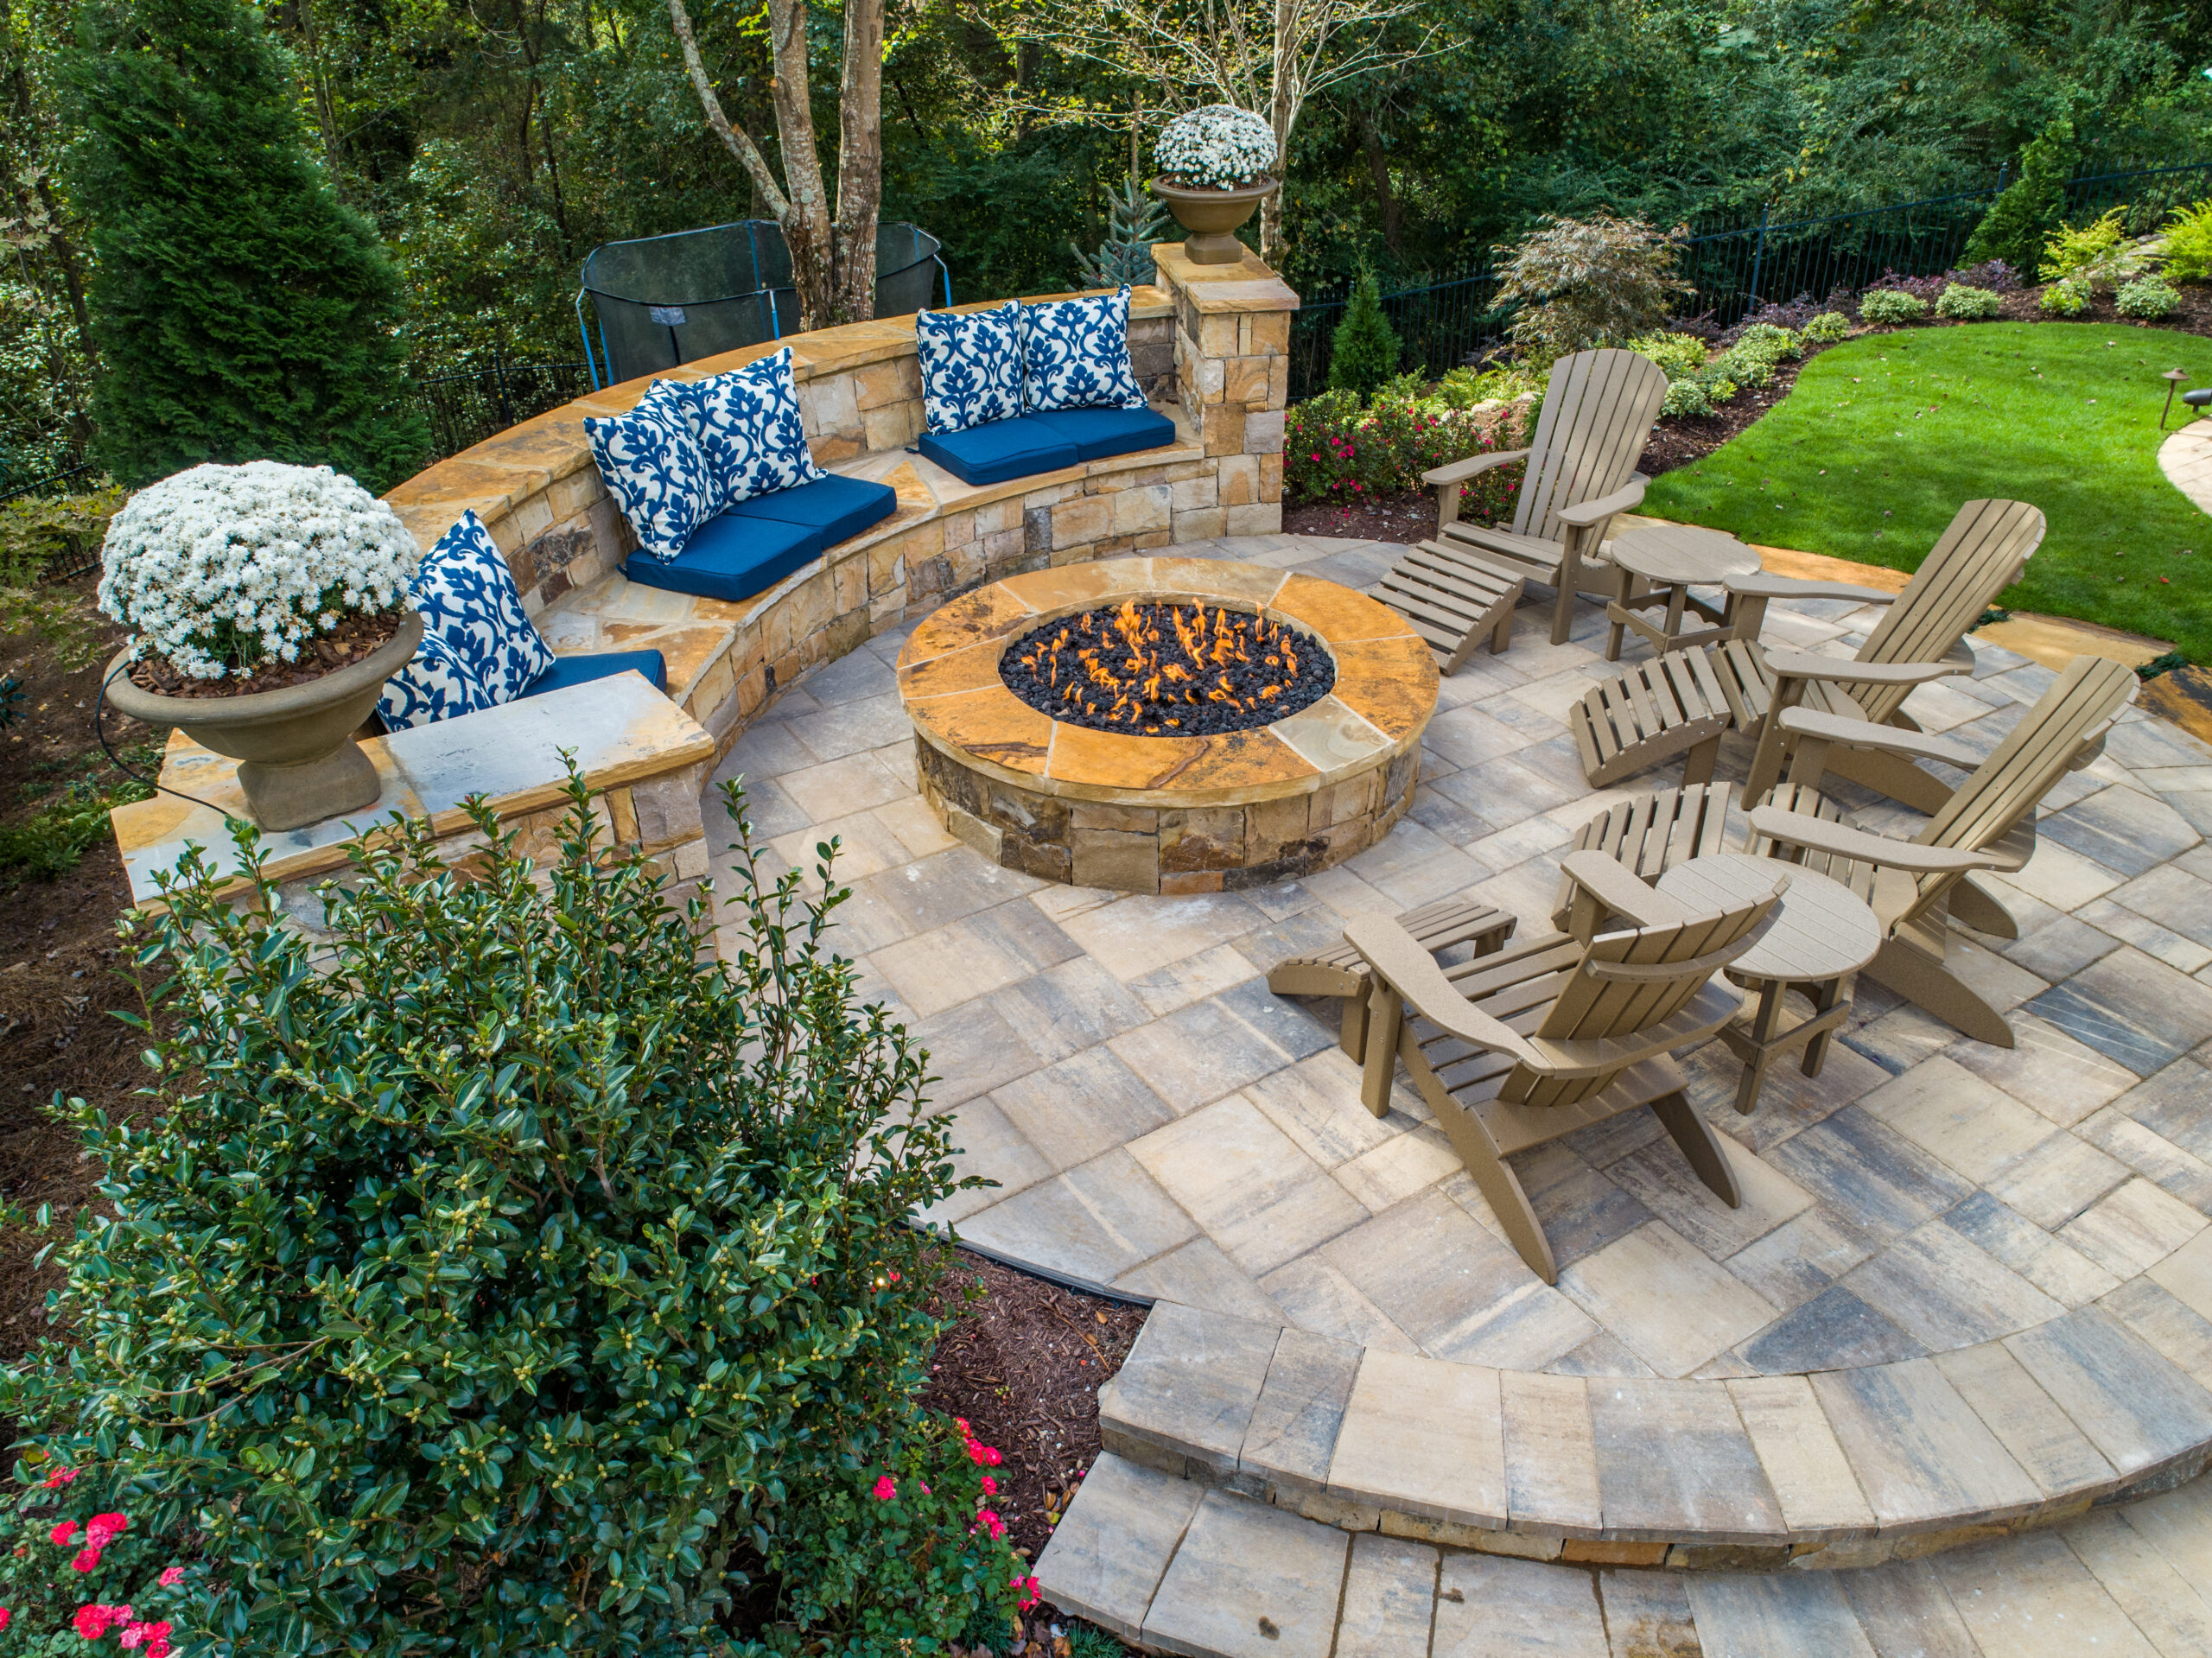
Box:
1605 566 1633 661
1802 976 1847 1077
1662 582 1689 651
1734 977 1787 1115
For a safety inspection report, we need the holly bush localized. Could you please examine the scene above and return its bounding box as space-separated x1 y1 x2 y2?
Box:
2 772 982 1655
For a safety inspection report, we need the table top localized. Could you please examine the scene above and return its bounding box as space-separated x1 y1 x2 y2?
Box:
1655 852 1882 983
1610 523 1762 586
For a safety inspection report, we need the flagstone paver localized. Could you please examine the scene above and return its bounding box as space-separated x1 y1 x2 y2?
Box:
704 534 2212 1569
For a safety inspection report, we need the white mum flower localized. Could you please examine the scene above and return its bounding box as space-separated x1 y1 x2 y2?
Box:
1155 105 1278 191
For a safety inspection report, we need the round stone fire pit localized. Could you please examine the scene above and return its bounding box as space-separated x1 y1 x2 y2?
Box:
896 557 1439 893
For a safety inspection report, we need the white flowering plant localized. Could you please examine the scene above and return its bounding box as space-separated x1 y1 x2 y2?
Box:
97 461 420 683
1154 105 1278 191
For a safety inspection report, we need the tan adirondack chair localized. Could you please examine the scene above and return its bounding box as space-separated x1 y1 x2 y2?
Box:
1374 348 1671 661
1344 850 1783 1283
1268 896 1518 1064
1745 654 2139 1048
1569 499 2044 806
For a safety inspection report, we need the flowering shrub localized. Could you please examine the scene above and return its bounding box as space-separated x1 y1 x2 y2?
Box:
749 1418 1032 1654
1285 388 1522 521
1154 105 1276 190
0 770 974 1655
0 1464 196 1655
1858 289 1929 325
96 461 418 682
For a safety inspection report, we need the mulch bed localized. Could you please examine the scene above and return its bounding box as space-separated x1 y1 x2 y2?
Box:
125 607 404 697
921 1250 1151 1655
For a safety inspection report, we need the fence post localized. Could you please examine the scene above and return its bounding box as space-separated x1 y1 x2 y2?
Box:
1745 202 1770 321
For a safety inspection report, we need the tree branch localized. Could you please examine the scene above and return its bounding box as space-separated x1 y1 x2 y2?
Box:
665 0 791 219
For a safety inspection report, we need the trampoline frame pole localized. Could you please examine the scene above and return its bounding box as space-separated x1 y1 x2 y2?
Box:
575 289 603 391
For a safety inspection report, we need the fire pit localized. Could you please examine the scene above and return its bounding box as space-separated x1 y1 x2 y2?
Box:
896 558 1439 893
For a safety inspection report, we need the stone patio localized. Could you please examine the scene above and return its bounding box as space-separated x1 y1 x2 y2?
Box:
703 530 2212 1572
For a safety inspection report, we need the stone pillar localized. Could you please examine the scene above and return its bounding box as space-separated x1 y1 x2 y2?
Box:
1150 243 1297 540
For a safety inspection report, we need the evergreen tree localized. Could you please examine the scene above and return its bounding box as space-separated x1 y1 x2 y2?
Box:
1072 177 1172 289
1326 264 1400 399
1964 115 2077 278
65 0 428 492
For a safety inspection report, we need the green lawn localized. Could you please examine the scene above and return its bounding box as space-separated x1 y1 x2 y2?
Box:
1641 321 2212 662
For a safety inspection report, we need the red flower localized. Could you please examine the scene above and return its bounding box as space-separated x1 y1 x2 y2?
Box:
976 1508 1007 1539
872 1475 897 1501
44 1466 78 1490
157 1568 185 1589
73 1604 133 1639
87 1514 129 1541
0 1607 11 1631
73 1545 104 1572
50 1521 79 1547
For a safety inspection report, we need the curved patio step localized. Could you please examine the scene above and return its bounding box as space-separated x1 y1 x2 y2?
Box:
1096 1288 2212 1571
1036 1451 2212 1657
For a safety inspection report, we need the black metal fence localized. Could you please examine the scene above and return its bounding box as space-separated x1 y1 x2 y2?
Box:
414 357 594 462
1287 156 2212 399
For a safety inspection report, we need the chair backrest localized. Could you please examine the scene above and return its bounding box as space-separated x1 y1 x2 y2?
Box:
1510 349 1672 544
1902 653 2139 910
1505 887 1781 1109
1851 499 2044 723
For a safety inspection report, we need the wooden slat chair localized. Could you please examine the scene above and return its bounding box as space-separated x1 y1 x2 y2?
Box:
1745 654 2139 1048
1345 851 1784 1283
1373 349 1670 661
1568 499 2044 802
1268 897 1517 1064
1547 782 1740 929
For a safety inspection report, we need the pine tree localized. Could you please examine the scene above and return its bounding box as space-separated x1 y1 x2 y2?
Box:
1072 177 1172 289
65 0 428 492
1965 115 2077 278
1326 264 1401 400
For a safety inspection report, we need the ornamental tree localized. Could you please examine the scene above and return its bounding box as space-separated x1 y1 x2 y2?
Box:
2 775 979 1655
61 0 427 492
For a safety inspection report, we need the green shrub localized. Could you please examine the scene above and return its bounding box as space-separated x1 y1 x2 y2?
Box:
2117 276 2182 318
1858 289 1929 325
2042 208 2129 283
1934 283 2003 319
1069 1623 1131 1656
1285 387 1520 519
2039 277 2091 315
2160 199 2212 283
1966 115 2076 273
1802 311 1853 343
1071 175 1168 289
1325 264 1401 398
1 774 1009 1655
0 763 156 881
0 485 123 586
1627 330 1709 379
1434 365 1537 407
1494 213 1690 366
1661 376 1715 417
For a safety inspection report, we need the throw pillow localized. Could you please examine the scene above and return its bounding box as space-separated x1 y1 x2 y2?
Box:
585 398 714 562
1021 285 1148 413
637 378 727 518
377 632 499 733
409 509 557 702
915 301 1026 434
659 346 827 505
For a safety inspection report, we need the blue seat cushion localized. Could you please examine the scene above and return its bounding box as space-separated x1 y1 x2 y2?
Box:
625 512 825 605
524 650 668 698
1023 406 1178 463
918 416 1081 486
718 473 898 546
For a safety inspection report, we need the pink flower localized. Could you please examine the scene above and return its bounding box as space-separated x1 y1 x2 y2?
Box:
119 1620 172 1655
51 1521 79 1546
73 1604 133 1639
87 1514 129 1540
918 1483 931 1496
44 1466 78 1490
157 1568 185 1589
0 1607 11 1632
73 1545 105 1572
872 1475 897 1502
981 1475 998 1496
976 1508 1007 1539
1012 1572 1041 1611
954 1418 970 1434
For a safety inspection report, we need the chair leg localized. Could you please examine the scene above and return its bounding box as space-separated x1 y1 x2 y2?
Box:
1339 980 1371 1064
1684 734 1721 788
1650 1092 1741 1209
1424 1089 1560 1284
1360 981 1404 1117
1864 935 2015 1047
1491 607 1514 655
1550 578 1576 646
1948 875 2020 940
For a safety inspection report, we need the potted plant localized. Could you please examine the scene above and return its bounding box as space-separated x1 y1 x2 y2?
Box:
1150 105 1280 265
99 461 425 831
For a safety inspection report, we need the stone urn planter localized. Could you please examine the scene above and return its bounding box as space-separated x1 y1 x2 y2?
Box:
1149 176 1278 265
105 612 423 832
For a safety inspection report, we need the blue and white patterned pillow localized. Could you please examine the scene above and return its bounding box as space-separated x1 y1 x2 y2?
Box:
658 346 827 505
585 398 714 561
409 509 556 702
916 302 1026 434
637 378 727 518
1021 285 1148 412
378 632 499 732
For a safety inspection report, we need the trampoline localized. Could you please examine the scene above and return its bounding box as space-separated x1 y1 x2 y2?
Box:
576 220 951 389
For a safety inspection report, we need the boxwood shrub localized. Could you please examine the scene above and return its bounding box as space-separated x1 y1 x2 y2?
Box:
3 775 1018 1655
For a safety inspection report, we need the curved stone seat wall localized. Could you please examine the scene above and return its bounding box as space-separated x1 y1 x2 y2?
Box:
379 247 1300 758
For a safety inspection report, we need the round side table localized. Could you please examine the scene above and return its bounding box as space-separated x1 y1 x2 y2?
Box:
1604 524 1761 662
1655 852 1882 1115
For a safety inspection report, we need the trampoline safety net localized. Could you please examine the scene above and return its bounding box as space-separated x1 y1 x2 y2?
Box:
576 221 950 388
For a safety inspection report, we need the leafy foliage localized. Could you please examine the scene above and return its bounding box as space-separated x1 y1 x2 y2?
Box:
1627 331 1709 380
1859 289 1929 325
1965 115 2078 272
0 752 156 883
1285 385 1521 518
0 485 120 587
1325 264 1400 397
1 772 981 1655
1494 214 1689 366
1072 177 1171 289
2041 208 2133 283
2160 199 2212 283
1802 312 1853 343
1934 283 2004 319
0 1463 196 1651
2117 275 2182 316
60 0 428 490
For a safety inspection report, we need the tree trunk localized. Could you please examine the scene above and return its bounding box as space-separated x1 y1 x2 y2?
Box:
1357 111 1402 255
830 0 884 325
1265 0 1295 268
764 0 836 329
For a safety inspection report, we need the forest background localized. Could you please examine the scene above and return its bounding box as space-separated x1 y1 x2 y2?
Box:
9 0 2212 490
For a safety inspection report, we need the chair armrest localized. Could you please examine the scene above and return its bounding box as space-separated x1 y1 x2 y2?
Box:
1746 808 2010 873
1423 448 1530 487
1777 708 1984 768
1344 915 1537 1065
1723 571 1901 605
1556 474 1649 528
1762 649 1972 687
1559 849 1694 932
